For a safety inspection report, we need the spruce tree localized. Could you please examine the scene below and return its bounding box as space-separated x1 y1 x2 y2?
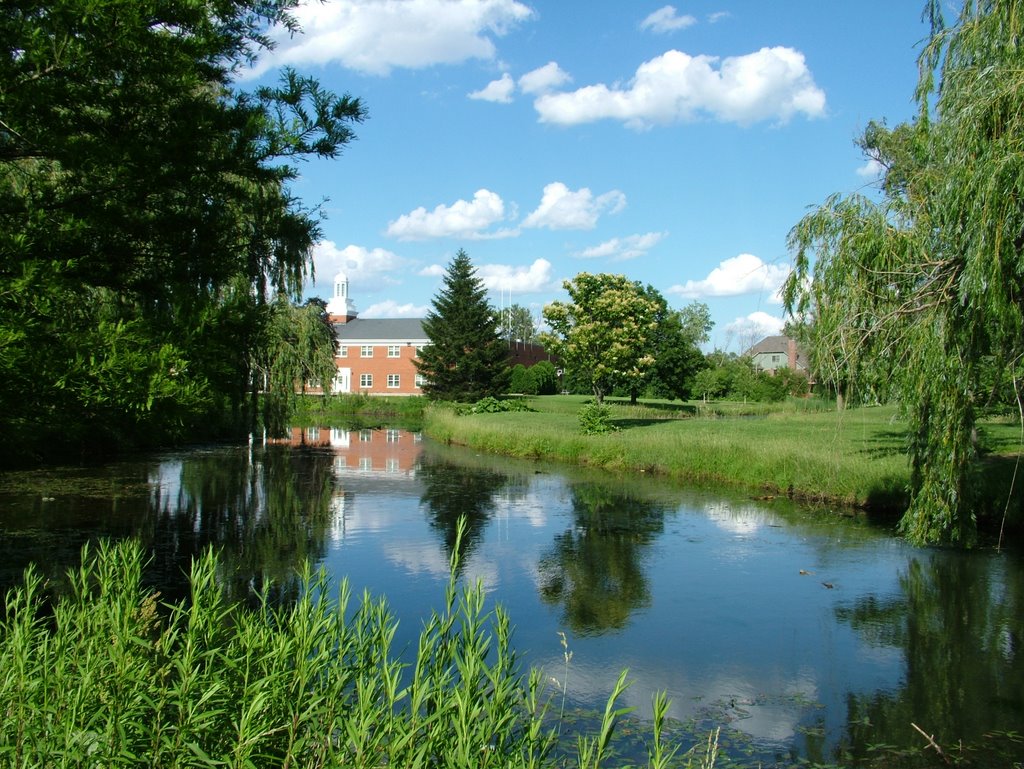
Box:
417 250 510 401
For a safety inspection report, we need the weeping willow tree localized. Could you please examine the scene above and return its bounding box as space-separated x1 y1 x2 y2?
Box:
252 297 338 437
783 0 1024 545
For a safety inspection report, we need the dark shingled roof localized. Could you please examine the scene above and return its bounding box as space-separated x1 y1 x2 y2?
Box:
333 318 427 342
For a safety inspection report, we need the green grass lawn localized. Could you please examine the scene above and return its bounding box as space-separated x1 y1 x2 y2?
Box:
425 396 1024 528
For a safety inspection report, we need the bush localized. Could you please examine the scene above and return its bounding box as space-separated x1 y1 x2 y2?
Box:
509 364 535 394
459 396 535 414
530 360 559 395
578 402 616 434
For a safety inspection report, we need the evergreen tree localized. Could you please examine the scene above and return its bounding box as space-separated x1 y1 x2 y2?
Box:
416 250 510 401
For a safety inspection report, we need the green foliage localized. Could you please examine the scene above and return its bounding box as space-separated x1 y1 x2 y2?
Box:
578 402 616 435
541 274 660 404
511 364 535 394
0 537 718 769
783 0 1024 544
0 0 365 462
531 360 560 395
498 303 538 344
457 396 534 414
417 250 511 402
252 297 337 437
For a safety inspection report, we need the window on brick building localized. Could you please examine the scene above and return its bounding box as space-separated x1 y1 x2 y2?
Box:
359 373 372 388
387 345 400 358
387 374 400 388
338 345 348 357
360 345 373 357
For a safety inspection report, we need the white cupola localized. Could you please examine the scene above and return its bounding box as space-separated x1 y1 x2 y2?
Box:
325 271 358 323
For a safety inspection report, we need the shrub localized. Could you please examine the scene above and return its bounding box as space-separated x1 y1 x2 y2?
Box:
578 402 616 434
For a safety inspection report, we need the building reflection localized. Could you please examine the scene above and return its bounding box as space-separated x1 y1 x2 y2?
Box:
278 426 423 476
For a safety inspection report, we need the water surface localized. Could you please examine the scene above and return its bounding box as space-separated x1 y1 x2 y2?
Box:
1 428 1021 767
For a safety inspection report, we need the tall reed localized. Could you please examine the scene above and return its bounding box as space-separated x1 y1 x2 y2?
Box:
0 534 720 768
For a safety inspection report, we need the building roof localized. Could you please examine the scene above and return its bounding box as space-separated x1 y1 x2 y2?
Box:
333 317 428 342
745 335 791 356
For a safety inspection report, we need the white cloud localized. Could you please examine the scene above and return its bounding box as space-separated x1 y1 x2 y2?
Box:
310 241 408 294
247 0 534 78
534 47 826 128
361 299 430 318
418 264 446 277
576 231 667 261
856 157 885 178
726 311 785 347
640 6 697 34
469 72 515 102
386 189 517 240
708 11 730 23
522 182 626 230
478 258 556 292
518 62 573 94
668 253 790 300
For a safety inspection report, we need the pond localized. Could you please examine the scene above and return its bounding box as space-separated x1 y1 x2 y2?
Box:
1 427 1022 768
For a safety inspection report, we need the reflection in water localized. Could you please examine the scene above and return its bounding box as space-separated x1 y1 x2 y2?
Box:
836 552 1024 765
2 429 1023 767
416 455 509 571
538 482 669 635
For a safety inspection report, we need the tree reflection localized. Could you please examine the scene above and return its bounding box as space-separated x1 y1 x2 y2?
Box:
416 455 509 572
538 482 668 635
147 446 337 605
835 552 1024 764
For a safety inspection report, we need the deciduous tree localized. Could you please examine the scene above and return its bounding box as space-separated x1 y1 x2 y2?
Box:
783 0 1024 544
541 273 660 404
0 0 365 461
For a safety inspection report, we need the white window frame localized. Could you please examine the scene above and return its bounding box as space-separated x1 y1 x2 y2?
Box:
387 344 401 358
415 373 427 388
360 345 373 358
387 374 400 389
359 373 373 388
338 345 348 358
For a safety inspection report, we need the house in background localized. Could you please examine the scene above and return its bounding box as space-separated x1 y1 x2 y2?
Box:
316 271 550 396
745 335 808 375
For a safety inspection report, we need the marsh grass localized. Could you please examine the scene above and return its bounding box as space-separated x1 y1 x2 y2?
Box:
1 534 724 769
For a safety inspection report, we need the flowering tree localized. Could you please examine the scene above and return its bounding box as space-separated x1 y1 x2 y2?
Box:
541 273 660 404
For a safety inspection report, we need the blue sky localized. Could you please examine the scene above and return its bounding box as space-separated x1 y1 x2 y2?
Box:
243 1 927 351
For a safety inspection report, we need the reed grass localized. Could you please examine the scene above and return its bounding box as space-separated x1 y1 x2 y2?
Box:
1 535 721 769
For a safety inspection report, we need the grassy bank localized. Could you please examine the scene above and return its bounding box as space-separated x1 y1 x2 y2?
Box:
290 393 427 428
424 396 1024 527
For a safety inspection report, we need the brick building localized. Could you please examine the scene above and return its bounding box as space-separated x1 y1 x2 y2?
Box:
320 271 549 396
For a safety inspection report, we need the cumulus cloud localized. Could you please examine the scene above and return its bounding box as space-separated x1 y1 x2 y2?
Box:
469 73 515 102
640 5 697 34
361 299 430 318
576 231 667 261
310 241 408 294
668 253 790 300
418 264 446 277
534 47 825 128
522 182 626 230
518 62 573 94
386 189 517 240
246 0 533 78
856 157 885 178
726 311 785 348
478 258 556 292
